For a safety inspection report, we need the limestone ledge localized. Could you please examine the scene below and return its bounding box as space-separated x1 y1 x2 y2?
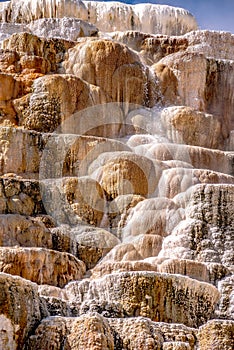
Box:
0 0 198 35
65 271 219 328
0 246 86 287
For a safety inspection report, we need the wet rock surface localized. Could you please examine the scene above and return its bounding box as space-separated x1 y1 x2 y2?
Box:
0 0 233 348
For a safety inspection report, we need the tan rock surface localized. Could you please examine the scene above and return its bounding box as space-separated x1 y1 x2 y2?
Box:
161 106 223 149
0 127 43 177
25 314 200 349
153 52 207 111
0 176 44 215
63 176 105 226
158 259 210 283
130 234 163 259
66 271 219 327
154 63 179 104
112 30 234 64
158 51 234 138
57 102 126 138
0 73 19 101
33 314 234 350
0 0 233 347
27 315 234 349
185 30 234 61
100 234 163 262
140 35 189 66
48 224 120 269
0 32 76 125
215 275 234 320
0 33 75 110
198 319 234 350
0 214 53 247
0 272 44 350
0 247 86 287
96 242 142 263
186 182 234 216
0 126 131 178
108 194 145 237
110 31 155 53
15 74 108 133
41 176 105 226
107 318 197 350
0 73 19 124
63 39 155 107
25 314 115 350
2 32 75 69
94 152 157 200
38 284 68 300
205 262 230 285
0 215 119 271
91 260 158 279
62 135 131 177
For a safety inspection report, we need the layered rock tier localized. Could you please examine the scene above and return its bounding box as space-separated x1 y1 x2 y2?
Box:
0 0 233 349
0 0 198 35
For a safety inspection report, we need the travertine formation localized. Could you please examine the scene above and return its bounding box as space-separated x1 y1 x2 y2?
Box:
0 0 233 349
0 0 198 35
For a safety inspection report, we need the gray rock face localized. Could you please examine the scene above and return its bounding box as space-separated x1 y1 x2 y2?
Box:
0 17 99 44
185 30 234 61
28 17 98 40
159 184 234 269
216 275 234 320
0 22 30 42
65 271 219 327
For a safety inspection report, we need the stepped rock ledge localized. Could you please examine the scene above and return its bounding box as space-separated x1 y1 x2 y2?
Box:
0 0 198 35
0 0 233 349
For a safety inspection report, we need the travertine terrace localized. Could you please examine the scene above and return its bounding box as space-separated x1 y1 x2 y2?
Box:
0 0 233 349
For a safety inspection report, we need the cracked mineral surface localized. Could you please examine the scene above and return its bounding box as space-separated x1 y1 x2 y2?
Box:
0 1 233 349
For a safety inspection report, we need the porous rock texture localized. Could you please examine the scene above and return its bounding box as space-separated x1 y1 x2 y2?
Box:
63 38 156 107
65 271 219 327
0 0 198 35
0 0 233 349
0 272 46 349
0 247 86 287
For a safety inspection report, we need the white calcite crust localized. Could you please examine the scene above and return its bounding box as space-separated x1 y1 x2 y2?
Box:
0 0 198 35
